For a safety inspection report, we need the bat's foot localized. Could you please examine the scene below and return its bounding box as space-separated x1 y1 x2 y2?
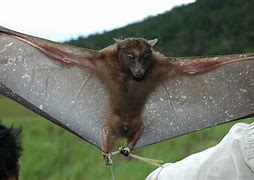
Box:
119 147 131 157
102 152 113 165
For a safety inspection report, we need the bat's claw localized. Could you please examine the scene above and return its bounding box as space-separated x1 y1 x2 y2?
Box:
102 152 113 165
119 147 131 157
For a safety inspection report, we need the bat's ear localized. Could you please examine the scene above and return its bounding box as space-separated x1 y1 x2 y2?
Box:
148 38 158 47
0 26 98 69
113 38 123 44
113 38 126 50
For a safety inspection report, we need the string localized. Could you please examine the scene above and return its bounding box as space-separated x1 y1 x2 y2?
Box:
103 147 163 180
154 164 170 180
109 163 115 180
129 153 163 167
104 146 163 167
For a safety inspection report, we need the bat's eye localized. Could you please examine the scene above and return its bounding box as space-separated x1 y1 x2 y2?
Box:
143 52 151 60
128 53 135 59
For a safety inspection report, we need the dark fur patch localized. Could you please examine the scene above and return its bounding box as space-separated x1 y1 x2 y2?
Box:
0 123 22 179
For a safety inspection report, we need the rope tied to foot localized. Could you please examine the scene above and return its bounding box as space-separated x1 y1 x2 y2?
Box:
103 146 163 167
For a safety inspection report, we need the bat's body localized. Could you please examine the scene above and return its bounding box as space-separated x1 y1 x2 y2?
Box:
1 26 254 165
95 39 168 156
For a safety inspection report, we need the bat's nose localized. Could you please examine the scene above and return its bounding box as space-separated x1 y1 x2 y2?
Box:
133 71 145 81
131 65 145 81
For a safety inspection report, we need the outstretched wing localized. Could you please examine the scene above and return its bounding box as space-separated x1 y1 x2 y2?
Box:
2 27 254 151
136 54 254 148
0 27 109 150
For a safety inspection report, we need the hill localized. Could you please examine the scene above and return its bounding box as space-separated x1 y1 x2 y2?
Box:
67 0 254 57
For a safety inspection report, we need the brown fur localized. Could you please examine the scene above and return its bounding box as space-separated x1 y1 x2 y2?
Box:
94 38 170 157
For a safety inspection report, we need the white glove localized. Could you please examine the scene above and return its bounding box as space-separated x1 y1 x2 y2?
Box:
146 122 254 180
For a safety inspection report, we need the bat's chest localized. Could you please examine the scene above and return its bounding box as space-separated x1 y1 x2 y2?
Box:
121 81 145 99
109 78 153 116
116 80 151 114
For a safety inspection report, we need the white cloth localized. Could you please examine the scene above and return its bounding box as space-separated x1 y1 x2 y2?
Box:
146 123 254 180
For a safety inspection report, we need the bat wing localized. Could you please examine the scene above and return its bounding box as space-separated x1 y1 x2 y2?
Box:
0 28 109 150
2 27 254 152
0 26 97 68
136 54 254 148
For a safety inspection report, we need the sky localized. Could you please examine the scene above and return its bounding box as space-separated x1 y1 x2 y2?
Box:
0 0 195 42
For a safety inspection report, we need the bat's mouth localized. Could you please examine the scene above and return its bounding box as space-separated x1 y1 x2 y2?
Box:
130 66 145 82
133 74 145 81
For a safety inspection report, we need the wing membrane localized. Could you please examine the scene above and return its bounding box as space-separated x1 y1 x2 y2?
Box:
137 56 254 148
0 34 109 149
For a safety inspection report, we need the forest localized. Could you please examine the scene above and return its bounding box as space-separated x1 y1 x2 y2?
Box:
67 0 254 56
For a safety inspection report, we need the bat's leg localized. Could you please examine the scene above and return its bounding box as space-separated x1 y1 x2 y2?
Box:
127 123 144 150
119 126 143 157
102 124 117 165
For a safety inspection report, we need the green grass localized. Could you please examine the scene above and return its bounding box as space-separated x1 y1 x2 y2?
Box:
0 96 253 180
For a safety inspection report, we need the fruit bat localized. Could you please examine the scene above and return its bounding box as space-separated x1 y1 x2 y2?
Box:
1 26 254 163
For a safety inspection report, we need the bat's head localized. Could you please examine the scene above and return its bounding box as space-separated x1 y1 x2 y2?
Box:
115 38 158 81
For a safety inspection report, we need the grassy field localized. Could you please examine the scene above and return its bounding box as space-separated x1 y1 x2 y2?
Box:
0 96 253 180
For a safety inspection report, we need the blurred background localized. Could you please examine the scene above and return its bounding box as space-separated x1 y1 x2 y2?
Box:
1 0 254 179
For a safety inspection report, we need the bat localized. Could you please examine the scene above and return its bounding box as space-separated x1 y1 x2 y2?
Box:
1 26 254 164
